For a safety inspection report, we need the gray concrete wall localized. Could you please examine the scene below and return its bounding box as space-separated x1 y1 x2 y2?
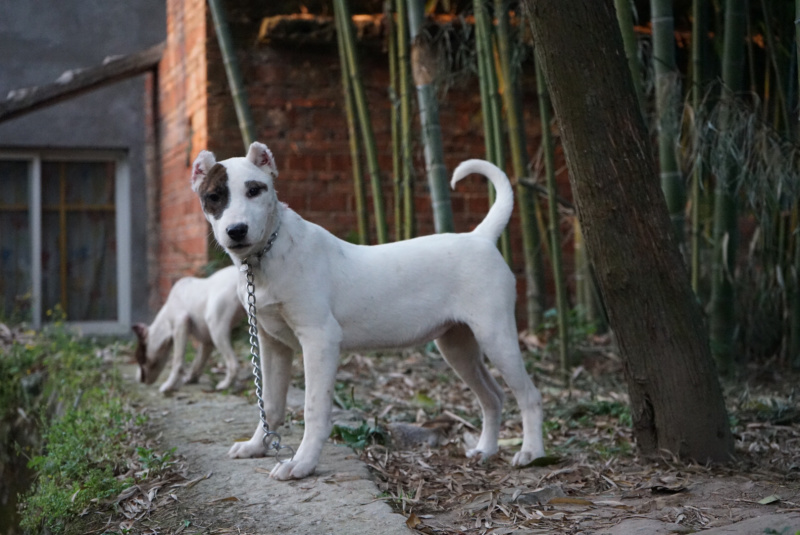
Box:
0 0 166 325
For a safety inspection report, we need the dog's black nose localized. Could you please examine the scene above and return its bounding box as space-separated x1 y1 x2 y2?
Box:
226 223 249 242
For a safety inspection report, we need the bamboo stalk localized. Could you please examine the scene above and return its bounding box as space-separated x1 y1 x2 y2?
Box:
387 0 403 241
397 0 416 240
651 0 686 245
536 62 569 379
490 28 513 262
792 228 800 369
573 202 606 333
488 43 506 175
207 0 256 150
335 1 369 245
709 0 746 374
690 0 709 294
614 0 646 118
335 0 389 244
574 218 587 316
759 0 790 133
746 5 757 96
407 0 454 234
474 2 493 153
791 0 800 370
496 0 545 330
474 0 511 263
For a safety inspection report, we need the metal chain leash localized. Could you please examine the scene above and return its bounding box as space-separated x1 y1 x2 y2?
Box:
240 224 293 462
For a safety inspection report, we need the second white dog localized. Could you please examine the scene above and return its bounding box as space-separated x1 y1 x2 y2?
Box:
190 142 546 480
133 265 245 393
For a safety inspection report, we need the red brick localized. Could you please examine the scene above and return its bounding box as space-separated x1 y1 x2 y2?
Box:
308 191 349 212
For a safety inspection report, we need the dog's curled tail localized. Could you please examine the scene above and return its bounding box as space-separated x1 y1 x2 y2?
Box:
451 159 514 241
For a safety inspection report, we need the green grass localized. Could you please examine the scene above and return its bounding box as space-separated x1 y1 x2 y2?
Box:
330 420 386 451
22 400 134 531
1 313 142 534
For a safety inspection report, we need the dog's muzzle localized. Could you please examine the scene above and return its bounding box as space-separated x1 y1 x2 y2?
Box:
227 223 249 242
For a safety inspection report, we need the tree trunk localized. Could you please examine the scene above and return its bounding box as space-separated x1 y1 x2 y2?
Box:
525 0 733 463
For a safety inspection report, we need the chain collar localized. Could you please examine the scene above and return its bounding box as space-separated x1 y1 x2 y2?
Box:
239 240 294 463
253 219 281 263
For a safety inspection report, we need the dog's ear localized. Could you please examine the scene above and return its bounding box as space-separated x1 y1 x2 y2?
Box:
246 142 279 178
191 150 217 192
132 323 148 342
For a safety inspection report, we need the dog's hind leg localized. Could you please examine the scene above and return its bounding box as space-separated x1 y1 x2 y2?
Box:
471 319 545 466
436 323 505 460
208 323 240 391
160 316 189 393
228 329 293 459
183 342 212 385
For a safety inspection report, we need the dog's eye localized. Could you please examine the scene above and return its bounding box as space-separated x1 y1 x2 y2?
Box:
207 193 220 202
246 185 265 198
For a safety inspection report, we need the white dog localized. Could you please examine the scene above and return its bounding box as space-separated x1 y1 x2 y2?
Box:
132 265 245 393
190 142 545 480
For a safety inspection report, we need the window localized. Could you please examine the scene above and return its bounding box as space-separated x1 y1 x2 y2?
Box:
0 151 131 334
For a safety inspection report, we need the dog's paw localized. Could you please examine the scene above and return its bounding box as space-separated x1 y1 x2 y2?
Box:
465 447 498 462
158 381 178 394
215 375 234 391
228 440 267 459
269 459 316 480
511 449 546 467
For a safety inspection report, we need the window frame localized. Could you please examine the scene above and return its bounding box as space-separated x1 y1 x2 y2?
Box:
0 149 131 334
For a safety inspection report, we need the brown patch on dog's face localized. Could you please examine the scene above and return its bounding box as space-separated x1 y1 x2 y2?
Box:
198 163 230 219
244 180 269 199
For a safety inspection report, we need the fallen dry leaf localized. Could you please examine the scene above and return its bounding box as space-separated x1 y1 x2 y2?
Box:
406 512 422 528
207 496 240 504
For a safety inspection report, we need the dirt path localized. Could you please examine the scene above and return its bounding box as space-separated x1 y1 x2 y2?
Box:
124 364 412 534
119 355 800 535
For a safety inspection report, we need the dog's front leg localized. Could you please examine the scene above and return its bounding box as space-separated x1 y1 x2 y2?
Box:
228 329 293 459
270 321 341 480
160 316 189 393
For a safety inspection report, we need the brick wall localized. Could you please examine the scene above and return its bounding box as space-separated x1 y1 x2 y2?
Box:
158 0 574 325
210 40 547 241
157 0 211 298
